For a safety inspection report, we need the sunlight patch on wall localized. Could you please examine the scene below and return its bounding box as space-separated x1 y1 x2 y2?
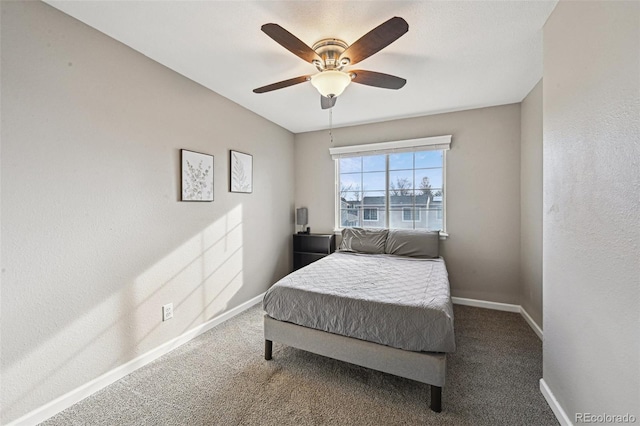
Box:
2 205 245 419
132 204 244 345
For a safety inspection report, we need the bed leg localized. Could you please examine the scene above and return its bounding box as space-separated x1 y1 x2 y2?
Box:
265 340 272 360
430 385 442 413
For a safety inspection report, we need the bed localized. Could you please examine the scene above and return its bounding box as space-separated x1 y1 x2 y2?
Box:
262 228 455 412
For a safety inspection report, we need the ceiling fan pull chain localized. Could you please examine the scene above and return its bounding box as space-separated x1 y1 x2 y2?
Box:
329 108 334 144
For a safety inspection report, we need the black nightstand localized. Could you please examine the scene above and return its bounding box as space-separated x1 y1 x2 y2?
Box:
293 233 336 271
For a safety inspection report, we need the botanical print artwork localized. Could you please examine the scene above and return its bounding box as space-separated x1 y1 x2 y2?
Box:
230 150 252 193
181 150 214 201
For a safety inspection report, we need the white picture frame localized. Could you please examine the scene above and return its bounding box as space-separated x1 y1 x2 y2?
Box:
230 150 253 193
181 149 214 201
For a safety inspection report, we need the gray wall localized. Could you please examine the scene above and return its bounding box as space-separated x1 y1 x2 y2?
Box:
0 1 294 423
543 0 639 419
520 80 543 328
295 104 522 304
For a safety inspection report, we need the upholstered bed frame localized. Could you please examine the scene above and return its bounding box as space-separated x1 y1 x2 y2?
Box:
264 315 446 412
263 228 449 412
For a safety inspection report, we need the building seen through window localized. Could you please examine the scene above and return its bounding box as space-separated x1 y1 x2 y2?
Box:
338 150 444 231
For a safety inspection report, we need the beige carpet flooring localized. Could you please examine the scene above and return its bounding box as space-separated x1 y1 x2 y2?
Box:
42 304 558 425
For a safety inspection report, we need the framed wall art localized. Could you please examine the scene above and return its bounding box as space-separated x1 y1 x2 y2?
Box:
181 149 214 201
230 150 253 193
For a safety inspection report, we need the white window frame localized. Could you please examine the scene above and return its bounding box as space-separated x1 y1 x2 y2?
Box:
332 136 450 238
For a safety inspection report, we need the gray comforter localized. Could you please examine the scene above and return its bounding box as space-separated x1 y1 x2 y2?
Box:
263 252 456 353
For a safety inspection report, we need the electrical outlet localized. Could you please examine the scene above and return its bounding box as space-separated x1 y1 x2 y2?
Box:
162 303 173 321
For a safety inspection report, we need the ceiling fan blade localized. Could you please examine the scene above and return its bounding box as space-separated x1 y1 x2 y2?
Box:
321 95 337 109
340 17 408 65
253 75 311 93
350 70 406 90
261 23 322 64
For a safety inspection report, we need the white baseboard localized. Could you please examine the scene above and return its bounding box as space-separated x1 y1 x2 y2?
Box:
451 296 521 313
7 292 265 426
520 306 543 340
452 297 542 340
540 379 573 426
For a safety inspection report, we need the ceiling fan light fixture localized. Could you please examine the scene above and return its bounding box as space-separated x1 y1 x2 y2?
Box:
310 70 352 98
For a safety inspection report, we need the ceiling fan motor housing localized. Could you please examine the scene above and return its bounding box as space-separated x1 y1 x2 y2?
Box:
312 39 350 71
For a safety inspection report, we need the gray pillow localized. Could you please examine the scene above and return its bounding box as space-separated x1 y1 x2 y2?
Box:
384 229 440 258
339 228 388 254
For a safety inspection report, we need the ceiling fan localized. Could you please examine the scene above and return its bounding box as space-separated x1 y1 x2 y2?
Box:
253 17 409 109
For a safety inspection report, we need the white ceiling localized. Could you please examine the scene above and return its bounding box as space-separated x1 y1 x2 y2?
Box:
45 1 557 134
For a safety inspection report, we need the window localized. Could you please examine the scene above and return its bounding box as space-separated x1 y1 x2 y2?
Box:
331 136 450 232
363 208 378 221
402 207 420 222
